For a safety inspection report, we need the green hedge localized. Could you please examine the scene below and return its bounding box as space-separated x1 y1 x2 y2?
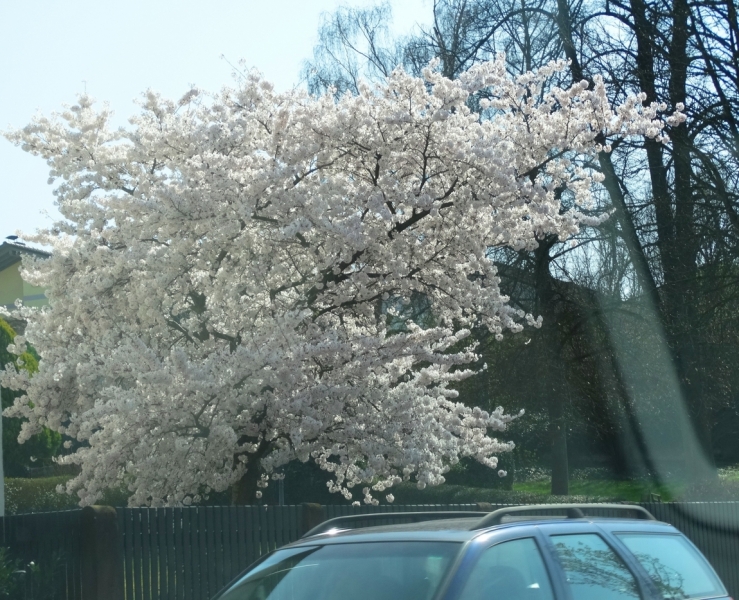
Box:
4 477 77 514
389 482 618 505
4 476 131 515
6 470 736 514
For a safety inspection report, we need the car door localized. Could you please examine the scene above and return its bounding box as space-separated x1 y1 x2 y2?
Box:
607 529 730 600
539 525 657 600
447 532 564 600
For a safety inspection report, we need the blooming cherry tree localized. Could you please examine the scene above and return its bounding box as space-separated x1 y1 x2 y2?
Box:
2 57 678 506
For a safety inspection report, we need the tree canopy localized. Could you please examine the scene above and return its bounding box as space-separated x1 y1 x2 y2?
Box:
2 58 677 506
304 0 739 493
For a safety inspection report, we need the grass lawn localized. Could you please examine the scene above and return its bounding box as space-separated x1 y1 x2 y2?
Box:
513 466 739 501
513 479 676 501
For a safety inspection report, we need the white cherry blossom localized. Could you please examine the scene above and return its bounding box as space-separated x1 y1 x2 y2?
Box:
2 57 676 506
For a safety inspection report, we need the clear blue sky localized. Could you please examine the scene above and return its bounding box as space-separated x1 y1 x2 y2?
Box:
1 0 431 239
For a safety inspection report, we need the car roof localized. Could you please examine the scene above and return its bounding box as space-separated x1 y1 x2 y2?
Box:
287 516 679 547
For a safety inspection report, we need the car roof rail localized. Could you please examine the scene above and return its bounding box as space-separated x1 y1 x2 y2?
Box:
474 503 656 529
302 511 490 538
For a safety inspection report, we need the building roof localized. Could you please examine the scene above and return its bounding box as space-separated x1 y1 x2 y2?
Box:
0 241 51 273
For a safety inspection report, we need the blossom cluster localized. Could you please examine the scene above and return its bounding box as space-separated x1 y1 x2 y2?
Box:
2 57 675 506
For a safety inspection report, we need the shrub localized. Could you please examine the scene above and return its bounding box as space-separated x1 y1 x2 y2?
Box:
443 456 514 490
4 477 78 514
0 547 22 599
389 482 619 505
677 478 739 501
0 545 68 599
1 318 62 476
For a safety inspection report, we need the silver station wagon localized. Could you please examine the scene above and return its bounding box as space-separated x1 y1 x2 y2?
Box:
213 504 731 600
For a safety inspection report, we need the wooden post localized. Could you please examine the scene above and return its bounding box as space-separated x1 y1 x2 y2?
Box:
80 505 124 600
301 503 323 535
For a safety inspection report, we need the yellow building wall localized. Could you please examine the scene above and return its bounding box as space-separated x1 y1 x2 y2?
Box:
0 262 47 308
0 263 24 306
21 277 47 307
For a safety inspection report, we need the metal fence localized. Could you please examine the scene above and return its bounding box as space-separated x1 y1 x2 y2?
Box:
0 509 82 600
118 505 302 600
1 502 738 600
112 502 739 600
116 504 482 600
643 502 739 597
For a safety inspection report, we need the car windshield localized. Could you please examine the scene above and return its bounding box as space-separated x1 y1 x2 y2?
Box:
215 541 462 600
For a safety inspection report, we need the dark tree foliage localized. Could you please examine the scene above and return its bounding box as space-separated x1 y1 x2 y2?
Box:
302 0 739 495
549 0 739 482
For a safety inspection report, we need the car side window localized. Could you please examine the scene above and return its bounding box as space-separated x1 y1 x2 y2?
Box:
456 537 555 600
550 534 641 600
616 533 727 599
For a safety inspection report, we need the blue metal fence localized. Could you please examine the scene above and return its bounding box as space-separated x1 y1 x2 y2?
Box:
2 501 738 600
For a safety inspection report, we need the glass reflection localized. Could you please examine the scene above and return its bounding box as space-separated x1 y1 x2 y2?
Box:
617 533 726 599
551 534 641 600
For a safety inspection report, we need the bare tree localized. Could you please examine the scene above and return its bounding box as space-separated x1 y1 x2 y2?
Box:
302 0 739 493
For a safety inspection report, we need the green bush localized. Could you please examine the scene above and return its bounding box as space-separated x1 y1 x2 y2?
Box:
4 475 137 514
443 456 514 490
1 318 62 476
513 478 676 502
23 550 69 600
0 547 22 599
4 477 78 514
676 477 739 501
10 466 736 514
718 466 739 482
389 482 619 505
0 544 68 599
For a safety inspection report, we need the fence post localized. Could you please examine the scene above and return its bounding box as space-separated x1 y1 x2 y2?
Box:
80 505 124 600
301 503 323 535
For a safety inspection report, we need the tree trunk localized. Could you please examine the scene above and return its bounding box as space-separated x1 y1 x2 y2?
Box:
610 433 630 480
533 239 571 496
231 443 270 505
231 464 264 505
557 0 717 481
549 391 570 495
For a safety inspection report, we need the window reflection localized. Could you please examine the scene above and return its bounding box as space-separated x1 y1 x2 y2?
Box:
616 533 726 599
551 534 641 600
217 542 461 600
457 537 555 600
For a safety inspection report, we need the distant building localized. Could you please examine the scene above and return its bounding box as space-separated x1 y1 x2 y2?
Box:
0 241 50 331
